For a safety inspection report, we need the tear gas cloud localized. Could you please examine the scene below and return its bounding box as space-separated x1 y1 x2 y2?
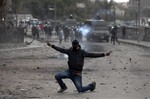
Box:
78 25 93 37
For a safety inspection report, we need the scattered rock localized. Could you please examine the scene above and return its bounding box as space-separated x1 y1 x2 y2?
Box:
129 58 132 62
2 64 6 66
28 97 41 98
143 82 149 87
37 67 40 69
100 83 106 85
143 84 147 87
35 87 43 90
113 86 116 88
112 68 117 71
146 74 149 77
13 71 16 74
15 86 21 90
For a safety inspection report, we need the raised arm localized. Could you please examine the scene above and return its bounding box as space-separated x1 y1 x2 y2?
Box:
83 50 111 58
47 42 69 54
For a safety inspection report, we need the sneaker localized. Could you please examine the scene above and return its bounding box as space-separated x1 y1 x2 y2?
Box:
57 86 68 93
90 82 96 91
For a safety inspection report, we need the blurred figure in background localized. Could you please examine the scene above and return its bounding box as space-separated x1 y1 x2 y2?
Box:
55 25 59 38
47 25 53 40
58 28 64 44
44 24 49 39
63 26 70 42
122 26 126 39
32 25 39 39
70 28 75 42
110 25 120 45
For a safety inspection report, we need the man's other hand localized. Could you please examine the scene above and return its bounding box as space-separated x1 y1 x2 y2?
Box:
47 41 52 47
105 51 112 56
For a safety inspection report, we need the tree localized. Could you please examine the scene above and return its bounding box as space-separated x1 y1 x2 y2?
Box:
12 0 19 27
104 0 113 21
9 0 116 21
0 0 7 30
143 8 150 17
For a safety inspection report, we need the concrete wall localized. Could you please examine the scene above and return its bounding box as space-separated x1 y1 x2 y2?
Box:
0 27 24 43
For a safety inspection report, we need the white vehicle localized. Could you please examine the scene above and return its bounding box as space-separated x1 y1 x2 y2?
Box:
18 19 28 28
30 18 39 25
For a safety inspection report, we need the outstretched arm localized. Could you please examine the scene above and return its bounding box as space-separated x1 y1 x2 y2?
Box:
47 42 69 54
83 51 111 58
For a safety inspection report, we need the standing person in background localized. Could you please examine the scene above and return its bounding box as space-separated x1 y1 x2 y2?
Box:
58 28 63 44
55 25 59 38
39 23 45 37
63 26 70 42
44 24 49 39
111 25 120 45
32 25 39 39
122 26 126 39
70 28 75 42
47 25 52 40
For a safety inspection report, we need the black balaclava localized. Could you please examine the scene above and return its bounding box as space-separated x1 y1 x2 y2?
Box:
72 40 80 51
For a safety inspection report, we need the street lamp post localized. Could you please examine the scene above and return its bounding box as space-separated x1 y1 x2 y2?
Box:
54 3 56 27
138 0 141 27
49 3 56 27
84 0 87 19
136 10 138 34
137 0 143 43
112 0 116 26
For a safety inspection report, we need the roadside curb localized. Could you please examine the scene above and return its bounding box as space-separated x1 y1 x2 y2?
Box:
119 39 150 49
0 46 45 52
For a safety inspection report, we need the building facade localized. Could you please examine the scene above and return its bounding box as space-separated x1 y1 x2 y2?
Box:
128 0 150 9
128 0 150 26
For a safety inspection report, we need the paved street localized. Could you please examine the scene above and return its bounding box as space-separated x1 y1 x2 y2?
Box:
1 0 150 98
0 38 150 99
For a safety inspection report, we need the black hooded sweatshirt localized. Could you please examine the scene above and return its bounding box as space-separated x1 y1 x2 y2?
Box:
51 45 105 72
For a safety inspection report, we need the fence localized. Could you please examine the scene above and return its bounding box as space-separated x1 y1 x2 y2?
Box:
117 26 150 42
